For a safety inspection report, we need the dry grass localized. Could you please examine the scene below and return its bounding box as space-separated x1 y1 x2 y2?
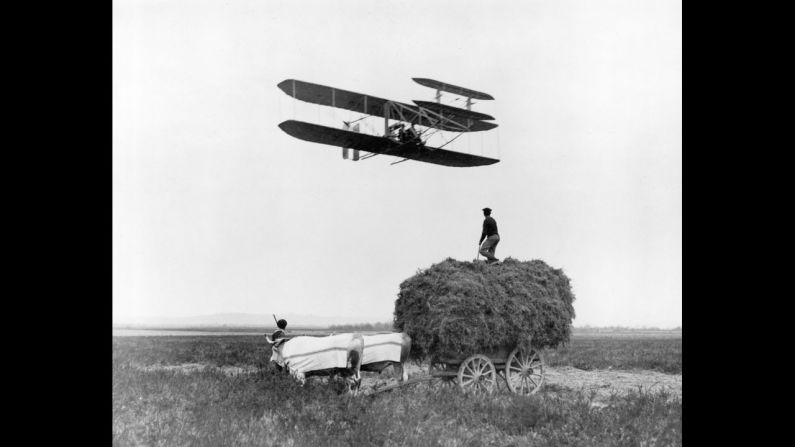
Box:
545 335 682 374
113 334 681 446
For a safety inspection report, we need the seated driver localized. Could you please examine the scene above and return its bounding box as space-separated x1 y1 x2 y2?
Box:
271 318 288 344
405 124 424 148
388 123 405 141
269 319 289 371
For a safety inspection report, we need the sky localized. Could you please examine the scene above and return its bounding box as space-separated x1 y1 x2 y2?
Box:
113 0 681 328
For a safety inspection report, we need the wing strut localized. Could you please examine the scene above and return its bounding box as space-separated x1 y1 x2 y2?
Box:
436 132 465 150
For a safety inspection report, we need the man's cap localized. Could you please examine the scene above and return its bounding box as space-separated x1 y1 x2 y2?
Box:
482 207 492 213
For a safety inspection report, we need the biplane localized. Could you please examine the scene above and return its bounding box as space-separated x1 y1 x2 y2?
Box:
277 78 500 167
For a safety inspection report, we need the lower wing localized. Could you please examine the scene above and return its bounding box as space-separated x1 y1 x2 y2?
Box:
278 120 499 167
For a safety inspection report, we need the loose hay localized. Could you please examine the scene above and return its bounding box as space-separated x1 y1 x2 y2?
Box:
393 257 575 360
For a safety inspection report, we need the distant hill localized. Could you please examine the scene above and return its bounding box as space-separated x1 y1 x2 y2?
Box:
113 312 390 328
113 313 680 332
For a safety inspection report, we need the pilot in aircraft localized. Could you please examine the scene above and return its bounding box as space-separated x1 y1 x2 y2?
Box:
404 124 417 141
404 124 424 148
388 123 405 141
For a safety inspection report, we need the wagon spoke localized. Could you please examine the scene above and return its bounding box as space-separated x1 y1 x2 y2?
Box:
472 360 482 373
472 359 483 374
461 371 476 381
463 364 477 378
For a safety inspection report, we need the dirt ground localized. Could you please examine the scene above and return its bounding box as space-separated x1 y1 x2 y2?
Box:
544 366 681 399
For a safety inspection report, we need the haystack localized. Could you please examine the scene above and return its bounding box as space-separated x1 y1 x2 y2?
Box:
393 258 575 360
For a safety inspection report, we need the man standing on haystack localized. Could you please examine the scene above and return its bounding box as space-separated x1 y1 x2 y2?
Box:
479 207 501 264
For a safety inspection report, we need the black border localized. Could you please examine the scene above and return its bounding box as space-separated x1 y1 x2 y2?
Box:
17 3 111 442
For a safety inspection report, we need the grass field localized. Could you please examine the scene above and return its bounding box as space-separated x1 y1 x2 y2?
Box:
112 332 682 446
545 335 682 374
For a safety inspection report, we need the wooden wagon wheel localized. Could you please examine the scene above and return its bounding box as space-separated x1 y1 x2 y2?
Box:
457 354 497 392
505 347 545 395
428 360 456 388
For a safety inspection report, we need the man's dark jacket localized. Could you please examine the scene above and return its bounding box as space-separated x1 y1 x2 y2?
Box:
480 216 499 244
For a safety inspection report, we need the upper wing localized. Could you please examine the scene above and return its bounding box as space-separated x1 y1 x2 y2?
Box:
277 79 496 132
412 78 494 100
277 79 395 119
278 120 499 167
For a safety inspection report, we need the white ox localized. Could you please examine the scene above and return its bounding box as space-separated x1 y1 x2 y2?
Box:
266 333 364 391
360 332 412 382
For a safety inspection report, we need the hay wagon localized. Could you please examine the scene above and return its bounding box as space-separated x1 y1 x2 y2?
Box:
373 342 545 395
427 344 545 394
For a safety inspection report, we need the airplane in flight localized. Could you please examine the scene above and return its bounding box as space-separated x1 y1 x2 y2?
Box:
277 78 499 167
